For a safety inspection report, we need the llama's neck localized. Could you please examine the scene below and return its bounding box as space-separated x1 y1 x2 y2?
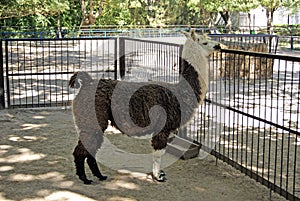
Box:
180 38 209 104
180 60 202 103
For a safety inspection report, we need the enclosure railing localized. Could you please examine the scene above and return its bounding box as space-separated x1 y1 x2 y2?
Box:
278 36 300 51
0 38 117 108
117 37 300 201
0 36 299 201
209 49 300 201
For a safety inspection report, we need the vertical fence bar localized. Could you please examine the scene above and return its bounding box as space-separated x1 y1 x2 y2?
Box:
114 38 118 80
119 37 125 79
0 40 4 109
5 40 10 108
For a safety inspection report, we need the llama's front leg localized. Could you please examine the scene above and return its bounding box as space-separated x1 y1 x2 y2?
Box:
87 154 107 181
152 149 166 182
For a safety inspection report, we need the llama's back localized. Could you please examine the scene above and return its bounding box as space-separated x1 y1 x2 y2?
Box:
105 81 182 136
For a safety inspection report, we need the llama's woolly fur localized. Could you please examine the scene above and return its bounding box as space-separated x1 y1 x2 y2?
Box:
69 30 221 183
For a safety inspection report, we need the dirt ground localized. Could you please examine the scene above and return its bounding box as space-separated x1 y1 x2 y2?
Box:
0 108 287 201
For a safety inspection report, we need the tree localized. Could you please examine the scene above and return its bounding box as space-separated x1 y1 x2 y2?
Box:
201 0 259 32
80 0 104 28
0 0 69 19
258 0 282 34
257 0 299 34
0 0 73 37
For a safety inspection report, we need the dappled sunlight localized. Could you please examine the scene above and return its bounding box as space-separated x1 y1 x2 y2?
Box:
0 145 12 156
0 147 46 163
8 135 47 142
57 181 74 188
117 169 153 182
8 171 65 182
21 191 97 201
0 166 14 172
106 196 137 201
104 179 141 191
103 169 155 191
0 145 13 150
15 123 48 131
194 186 206 192
32 115 46 119
0 193 14 201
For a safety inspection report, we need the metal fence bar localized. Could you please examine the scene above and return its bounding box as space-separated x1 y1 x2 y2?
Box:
119 37 126 79
0 40 4 108
4 40 10 108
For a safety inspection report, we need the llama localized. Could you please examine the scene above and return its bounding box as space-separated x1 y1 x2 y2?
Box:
69 30 221 184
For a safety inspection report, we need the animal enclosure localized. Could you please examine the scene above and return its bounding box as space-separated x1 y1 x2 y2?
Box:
0 35 299 200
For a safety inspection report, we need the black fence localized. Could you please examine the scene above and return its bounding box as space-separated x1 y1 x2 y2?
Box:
211 34 278 53
1 35 299 200
279 36 300 51
0 38 117 108
211 50 300 201
114 37 300 200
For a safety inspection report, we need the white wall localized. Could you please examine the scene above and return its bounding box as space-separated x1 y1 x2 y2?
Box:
239 7 300 28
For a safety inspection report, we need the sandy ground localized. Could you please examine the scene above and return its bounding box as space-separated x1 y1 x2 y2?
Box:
0 108 287 201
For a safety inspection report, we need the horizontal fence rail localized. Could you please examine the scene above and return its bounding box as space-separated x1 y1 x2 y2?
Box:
210 34 279 53
0 35 299 201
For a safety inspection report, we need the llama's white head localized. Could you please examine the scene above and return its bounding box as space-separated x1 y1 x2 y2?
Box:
182 29 221 56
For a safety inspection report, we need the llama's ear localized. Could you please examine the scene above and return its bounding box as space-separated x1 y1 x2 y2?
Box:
190 29 197 41
69 72 79 88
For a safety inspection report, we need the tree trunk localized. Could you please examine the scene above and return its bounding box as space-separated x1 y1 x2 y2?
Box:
219 11 231 33
80 0 103 29
248 13 252 31
57 12 62 38
266 8 274 34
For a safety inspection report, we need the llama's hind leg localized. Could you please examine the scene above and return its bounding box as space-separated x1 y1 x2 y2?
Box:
87 154 107 181
151 132 168 182
73 141 93 184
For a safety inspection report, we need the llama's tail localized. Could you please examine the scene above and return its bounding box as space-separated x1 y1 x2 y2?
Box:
69 71 93 89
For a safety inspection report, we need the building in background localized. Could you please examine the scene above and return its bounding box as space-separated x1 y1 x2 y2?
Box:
239 7 300 28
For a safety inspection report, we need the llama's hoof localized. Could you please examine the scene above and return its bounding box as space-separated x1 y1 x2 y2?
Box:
81 178 93 184
153 171 167 182
84 179 93 185
98 175 108 181
79 176 93 184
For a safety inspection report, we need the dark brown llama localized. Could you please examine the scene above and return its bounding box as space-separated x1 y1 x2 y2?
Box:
69 29 221 184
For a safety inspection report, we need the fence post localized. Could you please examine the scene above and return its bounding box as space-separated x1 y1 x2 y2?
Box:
179 45 183 74
119 37 126 79
114 38 118 80
290 36 294 50
0 40 5 109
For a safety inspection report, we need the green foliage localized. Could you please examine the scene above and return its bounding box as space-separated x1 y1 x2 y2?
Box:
97 0 133 26
0 0 299 36
202 0 259 13
0 0 81 33
274 24 300 36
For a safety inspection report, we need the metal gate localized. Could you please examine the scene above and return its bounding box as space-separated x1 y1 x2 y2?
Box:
0 37 117 108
